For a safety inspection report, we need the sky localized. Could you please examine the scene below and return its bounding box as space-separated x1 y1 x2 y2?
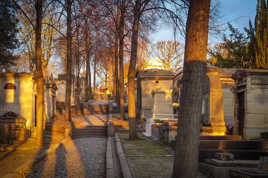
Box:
149 0 258 44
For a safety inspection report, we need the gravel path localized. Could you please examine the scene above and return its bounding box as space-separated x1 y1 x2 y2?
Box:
26 137 106 178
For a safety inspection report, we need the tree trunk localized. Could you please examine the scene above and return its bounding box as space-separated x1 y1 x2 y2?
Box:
172 0 211 178
118 0 126 120
93 32 98 98
64 0 72 126
114 34 120 107
85 58 89 101
35 0 44 144
93 56 96 97
85 27 92 101
75 45 81 114
128 0 141 140
114 6 120 107
85 56 92 100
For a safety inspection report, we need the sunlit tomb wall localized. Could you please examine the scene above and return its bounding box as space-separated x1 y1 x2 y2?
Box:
138 70 175 121
142 79 173 109
0 73 34 130
207 70 226 136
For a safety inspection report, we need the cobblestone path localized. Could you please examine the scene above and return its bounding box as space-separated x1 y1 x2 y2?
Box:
26 137 106 178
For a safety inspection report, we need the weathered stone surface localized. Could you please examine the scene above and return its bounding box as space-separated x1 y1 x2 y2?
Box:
207 70 226 135
141 79 173 110
246 114 265 128
244 128 268 139
222 88 234 124
0 73 57 131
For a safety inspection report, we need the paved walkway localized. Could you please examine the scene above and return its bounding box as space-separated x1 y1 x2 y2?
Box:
26 137 106 178
0 100 121 178
0 113 66 178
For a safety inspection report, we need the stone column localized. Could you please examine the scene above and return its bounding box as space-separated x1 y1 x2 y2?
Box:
207 69 226 135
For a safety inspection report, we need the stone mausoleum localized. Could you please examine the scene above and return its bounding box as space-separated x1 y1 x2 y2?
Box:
233 69 268 139
136 69 176 137
174 67 268 139
0 73 57 145
136 69 175 120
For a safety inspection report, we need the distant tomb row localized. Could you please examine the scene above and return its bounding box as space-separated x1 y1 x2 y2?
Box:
136 67 268 140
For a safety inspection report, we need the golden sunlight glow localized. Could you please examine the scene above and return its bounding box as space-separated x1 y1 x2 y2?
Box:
89 115 105 126
144 59 166 70
19 75 34 130
39 137 85 177
64 138 86 177
6 89 15 103
165 90 172 100
207 70 226 136
111 118 129 130
5 76 15 103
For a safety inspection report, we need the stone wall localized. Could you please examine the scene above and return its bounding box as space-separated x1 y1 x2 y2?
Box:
141 79 173 119
244 74 268 139
141 79 173 109
222 86 234 123
0 73 57 130
219 68 236 124
0 73 34 129
174 67 236 136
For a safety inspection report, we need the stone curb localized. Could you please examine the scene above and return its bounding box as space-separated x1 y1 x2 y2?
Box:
5 138 68 178
106 137 114 178
115 133 132 178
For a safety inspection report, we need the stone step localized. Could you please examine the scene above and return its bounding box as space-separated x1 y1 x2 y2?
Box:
72 134 107 139
71 133 107 139
71 126 107 139
72 132 107 136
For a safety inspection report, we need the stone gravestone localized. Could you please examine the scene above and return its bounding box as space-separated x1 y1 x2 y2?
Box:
144 91 174 137
152 91 173 120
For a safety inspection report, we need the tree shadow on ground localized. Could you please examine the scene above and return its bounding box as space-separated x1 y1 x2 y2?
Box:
25 114 65 178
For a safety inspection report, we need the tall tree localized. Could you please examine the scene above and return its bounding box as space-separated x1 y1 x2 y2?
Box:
172 0 211 178
118 0 127 120
153 40 183 71
93 31 98 96
73 15 82 113
0 0 19 71
253 0 268 68
136 40 152 71
210 0 267 69
64 0 72 129
127 0 191 139
128 0 141 139
35 0 44 144
15 0 62 75
85 24 93 100
208 23 249 68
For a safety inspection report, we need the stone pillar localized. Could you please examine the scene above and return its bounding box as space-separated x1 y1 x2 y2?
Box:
207 69 226 135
